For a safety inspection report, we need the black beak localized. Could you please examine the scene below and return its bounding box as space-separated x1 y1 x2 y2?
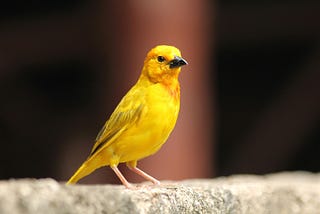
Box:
169 56 188 69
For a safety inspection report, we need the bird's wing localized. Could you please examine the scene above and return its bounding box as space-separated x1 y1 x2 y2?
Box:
89 88 145 157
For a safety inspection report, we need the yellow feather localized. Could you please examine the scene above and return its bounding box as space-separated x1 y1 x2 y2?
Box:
67 45 187 186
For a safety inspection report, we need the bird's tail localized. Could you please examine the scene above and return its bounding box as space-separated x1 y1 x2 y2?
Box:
67 161 94 184
67 155 107 184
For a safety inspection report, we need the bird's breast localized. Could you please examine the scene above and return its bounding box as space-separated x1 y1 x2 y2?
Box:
142 83 180 140
115 83 180 162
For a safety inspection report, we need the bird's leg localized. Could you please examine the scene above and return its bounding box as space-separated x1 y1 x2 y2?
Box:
110 165 134 189
126 161 161 185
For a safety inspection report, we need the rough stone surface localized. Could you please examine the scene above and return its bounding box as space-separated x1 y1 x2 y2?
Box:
0 172 319 214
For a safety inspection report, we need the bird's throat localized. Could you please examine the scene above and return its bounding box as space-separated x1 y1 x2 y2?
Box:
162 80 180 101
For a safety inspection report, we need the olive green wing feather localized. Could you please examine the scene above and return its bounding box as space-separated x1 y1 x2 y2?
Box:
89 88 145 157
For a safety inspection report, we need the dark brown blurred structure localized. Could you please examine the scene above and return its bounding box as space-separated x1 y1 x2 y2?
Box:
217 1 320 174
0 0 319 183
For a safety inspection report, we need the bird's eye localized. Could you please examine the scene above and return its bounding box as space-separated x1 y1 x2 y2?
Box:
157 56 165 62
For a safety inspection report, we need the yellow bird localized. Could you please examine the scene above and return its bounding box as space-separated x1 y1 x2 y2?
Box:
67 45 187 188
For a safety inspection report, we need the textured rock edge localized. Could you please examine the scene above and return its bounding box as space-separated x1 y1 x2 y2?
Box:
0 172 319 214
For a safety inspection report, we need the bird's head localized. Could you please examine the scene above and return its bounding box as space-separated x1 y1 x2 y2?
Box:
141 45 188 84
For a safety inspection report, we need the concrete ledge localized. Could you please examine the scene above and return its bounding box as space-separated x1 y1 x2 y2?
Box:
0 172 319 214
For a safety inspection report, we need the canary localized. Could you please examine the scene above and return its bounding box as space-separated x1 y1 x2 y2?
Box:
67 45 187 188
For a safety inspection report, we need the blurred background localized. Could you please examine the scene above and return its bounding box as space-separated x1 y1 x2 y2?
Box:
0 0 319 184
